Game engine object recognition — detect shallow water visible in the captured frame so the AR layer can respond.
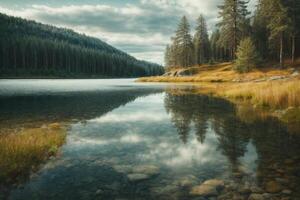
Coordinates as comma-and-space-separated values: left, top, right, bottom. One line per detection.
0, 79, 300, 200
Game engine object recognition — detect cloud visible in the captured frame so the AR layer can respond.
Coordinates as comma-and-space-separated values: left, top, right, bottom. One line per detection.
0, 0, 258, 64
90, 111, 168, 123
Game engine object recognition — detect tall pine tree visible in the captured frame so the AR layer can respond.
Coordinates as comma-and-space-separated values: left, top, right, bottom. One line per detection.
259, 0, 290, 67
193, 14, 210, 65
284, 0, 300, 63
217, 0, 250, 60
173, 16, 194, 68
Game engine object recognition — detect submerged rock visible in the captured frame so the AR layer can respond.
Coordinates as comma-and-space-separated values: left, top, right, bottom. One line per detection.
190, 179, 224, 196
95, 189, 103, 195
248, 193, 264, 200
133, 165, 159, 176
113, 164, 159, 176
175, 175, 198, 187
250, 186, 263, 194
151, 184, 179, 195
202, 179, 225, 188
127, 173, 149, 182
190, 184, 218, 196
265, 181, 282, 193
262, 193, 272, 199
282, 189, 292, 195
113, 165, 132, 174
114, 164, 159, 182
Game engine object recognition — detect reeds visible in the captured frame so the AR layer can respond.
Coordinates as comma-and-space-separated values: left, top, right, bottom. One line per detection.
222, 80, 300, 108
0, 124, 66, 184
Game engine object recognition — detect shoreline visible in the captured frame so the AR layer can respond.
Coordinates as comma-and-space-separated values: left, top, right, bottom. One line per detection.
137, 63, 300, 133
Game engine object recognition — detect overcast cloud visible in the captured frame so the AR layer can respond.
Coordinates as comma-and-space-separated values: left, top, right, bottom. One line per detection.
0, 0, 258, 64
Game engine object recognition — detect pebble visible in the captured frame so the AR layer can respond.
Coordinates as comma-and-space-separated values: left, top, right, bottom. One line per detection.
250, 186, 263, 194
95, 189, 103, 195
281, 189, 292, 195
262, 193, 272, 199
248, 193, 264, 200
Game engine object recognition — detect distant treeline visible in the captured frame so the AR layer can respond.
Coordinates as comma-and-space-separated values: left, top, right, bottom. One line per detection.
165, 0, 300, 69
0, 13, 164, 78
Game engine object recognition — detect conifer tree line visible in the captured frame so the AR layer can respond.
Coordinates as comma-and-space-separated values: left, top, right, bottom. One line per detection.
0, 13, 164, 77
164, 0, 300, 70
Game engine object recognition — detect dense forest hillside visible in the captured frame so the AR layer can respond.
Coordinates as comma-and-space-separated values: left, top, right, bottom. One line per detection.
0, 13, 164, 78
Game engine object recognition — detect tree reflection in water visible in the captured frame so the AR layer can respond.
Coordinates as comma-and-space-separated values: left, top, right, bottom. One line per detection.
164, 88, 300, 198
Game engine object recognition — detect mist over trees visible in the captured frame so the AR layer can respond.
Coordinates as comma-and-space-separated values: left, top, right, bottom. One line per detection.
164, 0, 300, 71
0, 13, 164, 78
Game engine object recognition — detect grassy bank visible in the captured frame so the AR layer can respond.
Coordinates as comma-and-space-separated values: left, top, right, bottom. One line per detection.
200, 80, 300, 109
138, 62, 300, 109
0, 123, 67, 185
138, 62, 295, 83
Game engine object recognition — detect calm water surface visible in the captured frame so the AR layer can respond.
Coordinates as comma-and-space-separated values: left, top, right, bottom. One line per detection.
0, 79, 299, 200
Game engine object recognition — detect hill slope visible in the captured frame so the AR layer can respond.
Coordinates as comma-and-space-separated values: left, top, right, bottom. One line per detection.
0, 13, 164, 78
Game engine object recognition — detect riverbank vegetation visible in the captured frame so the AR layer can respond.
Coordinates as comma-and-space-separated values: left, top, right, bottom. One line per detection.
0, 123, 66, 185
139, 61, 300, 109
164, 0, 300, 71
140, 0, 300, 111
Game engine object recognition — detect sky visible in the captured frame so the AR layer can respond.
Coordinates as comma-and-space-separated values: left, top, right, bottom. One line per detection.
0, 0, 258, 64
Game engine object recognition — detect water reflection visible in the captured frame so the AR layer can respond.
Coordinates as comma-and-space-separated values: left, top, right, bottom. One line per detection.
0, 88, 162, 127
1, 84, 299, 200
164, 89, 300, 199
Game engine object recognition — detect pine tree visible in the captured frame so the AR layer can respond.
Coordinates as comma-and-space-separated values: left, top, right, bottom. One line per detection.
164, 45, 171, 67
283, 0, 300, 63
252, 2, 269, 60
193, 14, 210, 65
235, 37, 260, 73
210, 29, 222, 61
217, 0, 250, 59
173, 16, 194, 68
268, 0, 289, 67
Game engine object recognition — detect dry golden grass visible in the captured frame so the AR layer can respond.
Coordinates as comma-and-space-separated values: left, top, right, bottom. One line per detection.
138, 62, 296, 83
138, 61, 300, 109
216, 80, 300, 108
0, 123, 66, 184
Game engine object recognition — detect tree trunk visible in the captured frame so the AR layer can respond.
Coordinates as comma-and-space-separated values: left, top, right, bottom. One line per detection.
280, 33, 284, 68
233, 0, 237, 60
292, 35, 295, 63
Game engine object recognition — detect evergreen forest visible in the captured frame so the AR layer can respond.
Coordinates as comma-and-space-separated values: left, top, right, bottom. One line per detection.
164, 0, 300, 70
0, 13, 164, 78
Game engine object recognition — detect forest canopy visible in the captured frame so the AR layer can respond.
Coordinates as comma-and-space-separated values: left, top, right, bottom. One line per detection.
0, 13, 164, 78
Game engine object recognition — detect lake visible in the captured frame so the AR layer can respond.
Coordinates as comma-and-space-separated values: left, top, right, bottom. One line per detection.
0, 79, 299, 200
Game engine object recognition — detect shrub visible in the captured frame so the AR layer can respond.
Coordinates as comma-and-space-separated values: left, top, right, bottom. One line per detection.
235, 37, 260, 73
